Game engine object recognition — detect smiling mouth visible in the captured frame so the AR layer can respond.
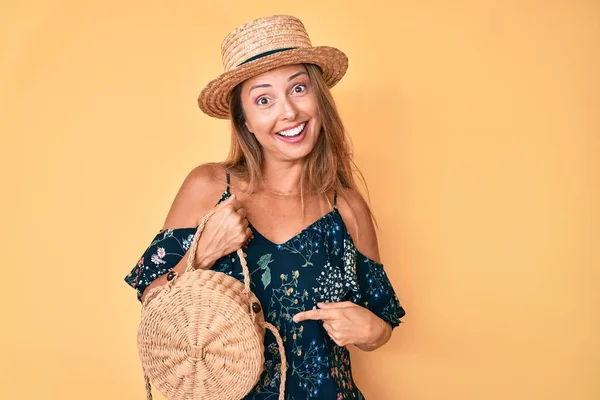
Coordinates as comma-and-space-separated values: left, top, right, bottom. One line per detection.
276, 122, 307, 138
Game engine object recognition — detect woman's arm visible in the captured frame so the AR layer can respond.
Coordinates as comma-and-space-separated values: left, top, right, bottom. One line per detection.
355, 320, 393, 352
336, 188, 381, 262
137, 164, 225, 303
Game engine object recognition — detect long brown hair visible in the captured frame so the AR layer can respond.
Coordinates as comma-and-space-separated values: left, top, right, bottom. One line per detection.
221, 63, 372, 220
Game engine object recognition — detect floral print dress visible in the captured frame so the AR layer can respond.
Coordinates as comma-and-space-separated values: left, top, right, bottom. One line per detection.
125, 174, 405, 400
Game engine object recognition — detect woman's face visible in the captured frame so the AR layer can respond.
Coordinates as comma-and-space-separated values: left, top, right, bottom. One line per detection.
240, 64, 322, 163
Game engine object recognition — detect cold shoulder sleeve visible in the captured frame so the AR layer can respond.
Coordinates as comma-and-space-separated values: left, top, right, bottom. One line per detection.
124, 228, 197, 301
354, 250, 405, 328
343, 237, 406, 328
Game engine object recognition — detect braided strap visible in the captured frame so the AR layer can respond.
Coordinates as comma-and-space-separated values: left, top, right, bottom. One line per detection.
184, 210, 215, 273
141, 209, 217, 307
185, 209, 251, 295
144, 373, 152, 400
262, 322, 288, 400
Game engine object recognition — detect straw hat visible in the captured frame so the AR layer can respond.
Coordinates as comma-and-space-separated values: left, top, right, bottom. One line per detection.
198, 15, 349, 119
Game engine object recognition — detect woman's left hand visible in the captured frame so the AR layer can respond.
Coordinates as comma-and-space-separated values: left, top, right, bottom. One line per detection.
293, 301, 391, 349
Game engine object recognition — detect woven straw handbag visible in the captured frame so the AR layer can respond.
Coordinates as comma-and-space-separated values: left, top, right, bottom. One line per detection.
137, 209, 287, 400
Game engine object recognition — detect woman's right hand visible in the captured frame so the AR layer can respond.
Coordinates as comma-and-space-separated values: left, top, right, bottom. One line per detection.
193, 194, 253, 269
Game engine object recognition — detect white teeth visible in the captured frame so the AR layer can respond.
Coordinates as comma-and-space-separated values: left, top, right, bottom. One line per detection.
278, 122, 306, 137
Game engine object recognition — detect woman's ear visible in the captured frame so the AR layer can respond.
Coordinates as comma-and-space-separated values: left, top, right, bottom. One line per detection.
245, 121, 254, 135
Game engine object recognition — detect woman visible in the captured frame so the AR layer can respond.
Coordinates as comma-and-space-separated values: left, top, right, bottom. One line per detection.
125, 15, 405, 399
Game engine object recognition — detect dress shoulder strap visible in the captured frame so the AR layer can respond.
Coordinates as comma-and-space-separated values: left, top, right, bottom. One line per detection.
225, 169, 231, 194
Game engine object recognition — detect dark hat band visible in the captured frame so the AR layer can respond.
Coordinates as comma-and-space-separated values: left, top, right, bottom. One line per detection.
237, 47, 298, 67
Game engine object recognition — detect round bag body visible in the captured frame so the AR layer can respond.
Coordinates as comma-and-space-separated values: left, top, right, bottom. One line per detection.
138, 267, 266, 400
136, 210, 286, 400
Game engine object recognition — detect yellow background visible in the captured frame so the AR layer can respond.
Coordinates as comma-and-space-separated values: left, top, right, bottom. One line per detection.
1, 0, 598, 399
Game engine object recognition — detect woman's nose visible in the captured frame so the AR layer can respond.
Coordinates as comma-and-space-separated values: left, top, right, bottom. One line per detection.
280, 98, 299, 120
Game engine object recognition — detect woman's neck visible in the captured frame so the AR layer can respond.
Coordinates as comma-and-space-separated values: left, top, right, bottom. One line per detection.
260, 160, 304, 195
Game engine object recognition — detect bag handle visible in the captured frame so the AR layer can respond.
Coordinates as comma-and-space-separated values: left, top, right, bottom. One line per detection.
184, 210, 252, 296
142, 209, 287, 400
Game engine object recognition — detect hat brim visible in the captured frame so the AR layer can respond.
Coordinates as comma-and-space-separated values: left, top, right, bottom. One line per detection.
198, 46, 348, 119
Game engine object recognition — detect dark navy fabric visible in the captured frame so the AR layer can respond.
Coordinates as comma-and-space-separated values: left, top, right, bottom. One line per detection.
125, 179, 405, 399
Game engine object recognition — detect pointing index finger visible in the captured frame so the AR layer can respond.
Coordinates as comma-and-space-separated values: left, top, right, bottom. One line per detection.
293, 308, 334, 323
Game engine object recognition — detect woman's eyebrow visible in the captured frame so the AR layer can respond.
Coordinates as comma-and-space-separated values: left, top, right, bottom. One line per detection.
287, 71, 308, 81
249, 83, 271, 93
249, 72, 308, 94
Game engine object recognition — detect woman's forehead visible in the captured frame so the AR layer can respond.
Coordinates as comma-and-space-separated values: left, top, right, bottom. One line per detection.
242, 64, 308, 87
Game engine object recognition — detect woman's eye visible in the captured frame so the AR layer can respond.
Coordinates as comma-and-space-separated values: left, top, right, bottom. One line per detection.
293, 84, 307, 93
257, 97, 269, 105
